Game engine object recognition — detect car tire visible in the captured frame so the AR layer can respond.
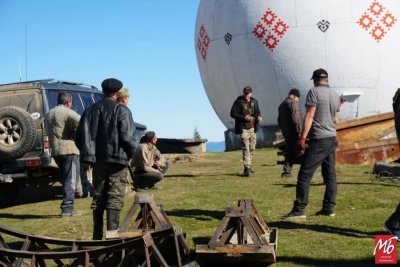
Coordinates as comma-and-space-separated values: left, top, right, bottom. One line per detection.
0, 106, 37, 159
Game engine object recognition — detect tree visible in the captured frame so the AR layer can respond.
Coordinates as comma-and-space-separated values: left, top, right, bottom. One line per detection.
193, 126, 201, 139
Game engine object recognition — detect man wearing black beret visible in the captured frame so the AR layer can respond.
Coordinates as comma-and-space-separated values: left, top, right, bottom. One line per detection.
75, 78, 136, 240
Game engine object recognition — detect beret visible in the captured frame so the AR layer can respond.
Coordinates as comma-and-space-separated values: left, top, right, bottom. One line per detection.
101, 78, 123, 93
289, 88, 300, 98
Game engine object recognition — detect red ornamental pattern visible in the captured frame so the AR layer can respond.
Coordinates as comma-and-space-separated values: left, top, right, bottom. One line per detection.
357, 1, 397, 42
253, 8, 288, 51
197, 24, 210, 61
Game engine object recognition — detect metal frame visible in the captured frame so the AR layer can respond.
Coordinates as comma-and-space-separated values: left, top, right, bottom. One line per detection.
196, 199, 278, 264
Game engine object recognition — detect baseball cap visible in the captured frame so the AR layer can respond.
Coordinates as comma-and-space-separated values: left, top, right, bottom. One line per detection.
243, 86, 252, 94
310, 68, 328, 80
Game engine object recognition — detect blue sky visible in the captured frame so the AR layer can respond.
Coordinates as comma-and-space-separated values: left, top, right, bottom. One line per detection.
0, 0, 226, 142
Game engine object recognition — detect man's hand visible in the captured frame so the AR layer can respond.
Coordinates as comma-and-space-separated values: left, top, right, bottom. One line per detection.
245, 115, 254, 121
154, 160, 164, 170
296, 137, 307, 156
257, 116, 262, 122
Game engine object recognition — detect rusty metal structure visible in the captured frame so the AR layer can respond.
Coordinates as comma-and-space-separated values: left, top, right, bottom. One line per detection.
0, 194, 198, 267
275, 111, 400, 165
196, 199, 277, 265
335, 112, 399, 165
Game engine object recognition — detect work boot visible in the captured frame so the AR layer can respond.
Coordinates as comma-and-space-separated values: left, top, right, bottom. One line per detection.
243, 167, 251, 177
92, 209, 104, 240
107, 209, 120, 231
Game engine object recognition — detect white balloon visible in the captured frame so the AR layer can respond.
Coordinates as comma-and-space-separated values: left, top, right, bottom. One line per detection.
195, 0, 400, 130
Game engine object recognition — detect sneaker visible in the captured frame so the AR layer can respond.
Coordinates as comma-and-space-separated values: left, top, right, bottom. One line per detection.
250, 168, 256, 174
383, 222, 400, 239
281, 173, 292, 178
151, 185, 163, 190
281, 210, 306, 220
61, 211, 82, 217
315, 209, 335, 217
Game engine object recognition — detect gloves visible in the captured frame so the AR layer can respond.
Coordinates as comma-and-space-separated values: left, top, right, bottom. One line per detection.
296, 137, 306, 156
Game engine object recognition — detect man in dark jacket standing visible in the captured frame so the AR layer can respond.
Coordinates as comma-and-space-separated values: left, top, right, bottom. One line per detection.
230, 86, 262, 176
278, 89, 303, 178
75, 78, 136, 240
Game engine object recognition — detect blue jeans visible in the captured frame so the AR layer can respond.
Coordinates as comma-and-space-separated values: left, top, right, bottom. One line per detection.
54, 155, 79, 213
293, 136, 338, 212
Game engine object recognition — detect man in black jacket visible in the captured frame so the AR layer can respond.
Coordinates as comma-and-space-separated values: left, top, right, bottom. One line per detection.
75, 78, 136, 240
278, 89, 303, 178
230, 86, 262, 176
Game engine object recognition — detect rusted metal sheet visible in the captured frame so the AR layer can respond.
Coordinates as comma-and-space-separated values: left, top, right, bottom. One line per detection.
196, 199, 278, 265
335, 111, 400, 165
336, 136, 400, 165
276, 111, 400, 165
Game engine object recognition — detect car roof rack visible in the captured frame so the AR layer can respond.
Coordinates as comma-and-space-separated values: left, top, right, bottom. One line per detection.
0, 79, 98, 89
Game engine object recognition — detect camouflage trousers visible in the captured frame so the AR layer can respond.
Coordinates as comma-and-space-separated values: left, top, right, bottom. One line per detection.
91, 162, 127, 211
240, 128, 256, 169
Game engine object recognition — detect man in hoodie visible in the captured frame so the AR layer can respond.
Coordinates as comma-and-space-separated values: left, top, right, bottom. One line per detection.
230, 86, 262, 177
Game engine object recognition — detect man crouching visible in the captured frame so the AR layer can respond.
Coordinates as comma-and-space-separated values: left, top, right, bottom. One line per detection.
131, 131, 170, 191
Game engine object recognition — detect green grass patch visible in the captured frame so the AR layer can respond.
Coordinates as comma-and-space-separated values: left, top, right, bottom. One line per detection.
1, 148, 399, 266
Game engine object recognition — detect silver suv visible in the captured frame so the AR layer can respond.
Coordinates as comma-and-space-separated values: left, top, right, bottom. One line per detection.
0, 79, 146, 206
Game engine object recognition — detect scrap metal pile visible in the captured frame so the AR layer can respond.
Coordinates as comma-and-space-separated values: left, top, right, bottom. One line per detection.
0, 195, 277, 267
0, 194, 198, 267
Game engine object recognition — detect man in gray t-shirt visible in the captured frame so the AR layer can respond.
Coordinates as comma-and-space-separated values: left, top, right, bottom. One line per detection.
282, 68, 340, 220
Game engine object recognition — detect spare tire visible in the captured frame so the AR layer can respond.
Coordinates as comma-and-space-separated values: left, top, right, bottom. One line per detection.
0, 106, 37, 159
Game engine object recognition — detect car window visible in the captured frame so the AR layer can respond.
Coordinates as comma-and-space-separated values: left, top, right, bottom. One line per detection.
46, 90, 102, 115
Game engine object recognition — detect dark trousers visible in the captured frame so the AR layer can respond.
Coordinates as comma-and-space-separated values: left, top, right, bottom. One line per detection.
135, 161, 170, 189
293, 136, 338, 212
386, 202, 400, 229
54, 155, 79, 213
91, 162, 127, 211
282, 132, 298, 174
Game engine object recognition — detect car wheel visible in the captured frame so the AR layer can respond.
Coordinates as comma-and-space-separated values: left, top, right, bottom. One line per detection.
0, 106, 37, 159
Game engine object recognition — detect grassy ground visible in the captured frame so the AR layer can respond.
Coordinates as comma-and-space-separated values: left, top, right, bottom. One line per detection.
0, 148, 399, 266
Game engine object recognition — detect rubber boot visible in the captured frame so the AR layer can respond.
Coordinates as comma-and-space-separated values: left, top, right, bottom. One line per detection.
386, 202, 400, 229
92, 209, 104, 240
107, 209, 120, 231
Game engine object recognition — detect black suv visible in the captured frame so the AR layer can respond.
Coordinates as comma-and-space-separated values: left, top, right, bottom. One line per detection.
0, 79, 146, 206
